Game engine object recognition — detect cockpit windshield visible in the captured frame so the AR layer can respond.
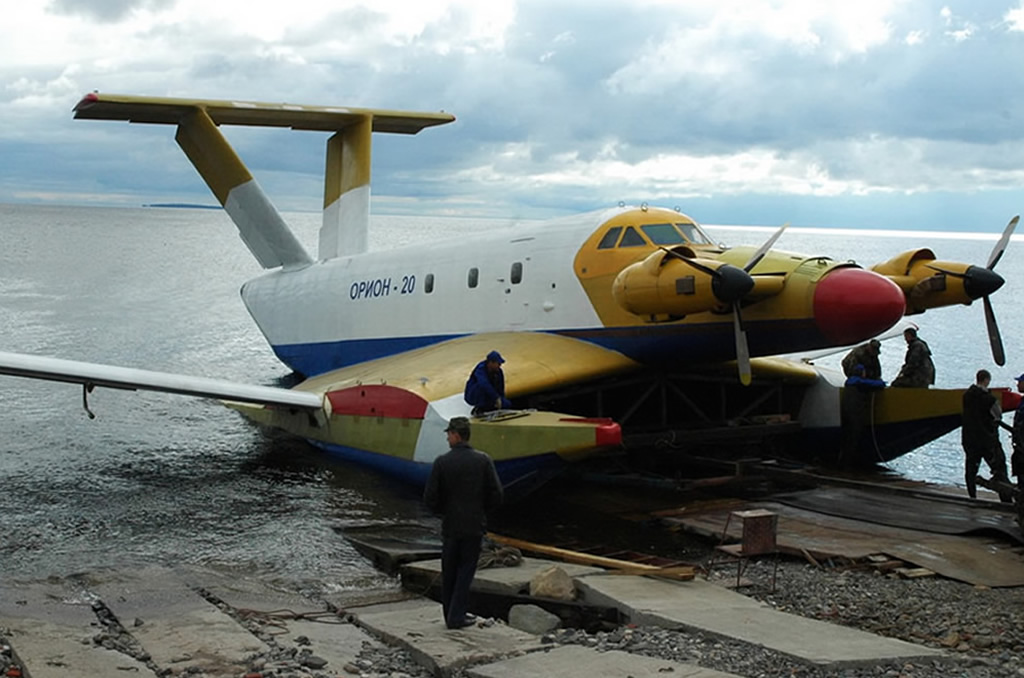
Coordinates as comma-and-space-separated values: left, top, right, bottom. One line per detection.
640, 223, 685, 245
676, 221, 711, 245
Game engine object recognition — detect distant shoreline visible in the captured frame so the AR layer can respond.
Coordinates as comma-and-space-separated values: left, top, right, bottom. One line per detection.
143, 203, 221, 210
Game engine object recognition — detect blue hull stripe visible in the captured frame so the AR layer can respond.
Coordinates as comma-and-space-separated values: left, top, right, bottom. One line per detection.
276, 319, 826, 377
307, 440, 568, 492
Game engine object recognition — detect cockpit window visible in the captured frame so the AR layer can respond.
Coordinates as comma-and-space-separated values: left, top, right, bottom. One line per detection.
641, 223, 686, 245
618, 226, 647, 247
597, 227, 622, 249
677, 222, 711, 244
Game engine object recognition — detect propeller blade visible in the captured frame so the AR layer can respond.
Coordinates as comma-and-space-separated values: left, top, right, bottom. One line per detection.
983, 296, 1006, 366
733, 303, 752, 386
743, 222, 789, 272
659, 247, 719, 277
986, 215, 1018, 270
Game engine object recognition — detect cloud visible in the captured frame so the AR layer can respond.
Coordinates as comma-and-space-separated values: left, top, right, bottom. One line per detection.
2, 0, 1024, 229
47, 0, 174, 23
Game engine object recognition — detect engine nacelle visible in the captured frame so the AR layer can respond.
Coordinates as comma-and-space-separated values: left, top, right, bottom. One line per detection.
612, 248, 752, 317
872, 249, 1002, 313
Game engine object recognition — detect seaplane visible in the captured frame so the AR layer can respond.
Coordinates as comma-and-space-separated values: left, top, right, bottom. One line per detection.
0, 93, 1016, 491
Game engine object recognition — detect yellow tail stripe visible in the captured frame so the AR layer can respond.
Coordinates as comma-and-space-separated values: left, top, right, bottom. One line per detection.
174, 108, 252, 205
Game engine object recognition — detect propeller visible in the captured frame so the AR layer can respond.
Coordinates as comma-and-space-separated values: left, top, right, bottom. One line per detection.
925, 216, 1017, 365
731, 223, 788, 385
663, 223, 788, 385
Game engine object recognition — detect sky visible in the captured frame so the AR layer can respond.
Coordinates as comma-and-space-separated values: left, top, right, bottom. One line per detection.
3, 0, 1024, 229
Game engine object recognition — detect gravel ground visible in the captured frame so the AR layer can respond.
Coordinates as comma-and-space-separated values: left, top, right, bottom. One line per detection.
533, 558, 1024, 678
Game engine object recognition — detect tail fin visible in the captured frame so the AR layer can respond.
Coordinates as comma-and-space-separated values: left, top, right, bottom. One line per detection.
320, 118, 371, 259
74, 93, 455, 265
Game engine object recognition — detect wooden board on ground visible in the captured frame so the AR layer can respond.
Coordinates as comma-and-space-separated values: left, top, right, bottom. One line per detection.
488, 534, 695, 581
667, 501, 1024, 587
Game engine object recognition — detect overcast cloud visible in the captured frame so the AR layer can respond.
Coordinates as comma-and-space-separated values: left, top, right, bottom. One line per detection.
2, 0, 1024, 228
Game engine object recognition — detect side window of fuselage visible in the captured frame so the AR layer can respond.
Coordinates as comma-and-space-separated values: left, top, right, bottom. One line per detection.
597, 227, 623, 249
511, 262, 523, 284
468, 267, 479, 288
425, 273, 435, 294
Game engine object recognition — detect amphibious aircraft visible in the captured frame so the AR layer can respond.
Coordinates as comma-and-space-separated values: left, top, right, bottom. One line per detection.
0, 93, 1015, 488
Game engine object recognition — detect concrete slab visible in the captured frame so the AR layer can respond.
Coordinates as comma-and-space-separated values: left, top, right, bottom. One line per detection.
353, 598, 546, 675
0, 579, 156, 678
467, 645, 741, 678
278, 619, 382, 673
186, 567, 322, 612
90, 567, 267, 677
577, 574, 943, 667
402, 557, 604, 596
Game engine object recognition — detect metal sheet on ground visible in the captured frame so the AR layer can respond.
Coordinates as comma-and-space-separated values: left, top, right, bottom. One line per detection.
90, 567, 267, 677
0, 579, 157, 678
773, 487, 1022, 542
670, 502, 1024, 588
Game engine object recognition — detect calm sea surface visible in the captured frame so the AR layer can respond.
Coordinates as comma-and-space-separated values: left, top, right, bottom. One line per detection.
0, 203, 1020, 587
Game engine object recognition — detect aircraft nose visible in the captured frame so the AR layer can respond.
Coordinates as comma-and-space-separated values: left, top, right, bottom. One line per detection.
813, 267, 906, 345
963, 265, 1004, 299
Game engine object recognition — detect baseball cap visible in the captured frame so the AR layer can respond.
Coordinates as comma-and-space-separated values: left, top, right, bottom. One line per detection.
444, 416, 471, 436
1016, 374, 1024, 382
486, 350, 505, 364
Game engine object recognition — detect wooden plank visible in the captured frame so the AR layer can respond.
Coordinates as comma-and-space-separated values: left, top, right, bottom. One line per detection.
487, 534, 695, 580
600, 565, 697, 579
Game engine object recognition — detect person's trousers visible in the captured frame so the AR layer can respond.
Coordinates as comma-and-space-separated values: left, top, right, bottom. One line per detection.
441, 534, 482, 628
965, 443, 1012, 502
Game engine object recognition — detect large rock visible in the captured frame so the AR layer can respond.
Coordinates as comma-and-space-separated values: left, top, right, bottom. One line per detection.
529, 566, 575, 600
508, 604, 561, 635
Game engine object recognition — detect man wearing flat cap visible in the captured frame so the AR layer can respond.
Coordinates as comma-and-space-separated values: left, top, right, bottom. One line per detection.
423, 416, 504, 629
464, 350, 511, 415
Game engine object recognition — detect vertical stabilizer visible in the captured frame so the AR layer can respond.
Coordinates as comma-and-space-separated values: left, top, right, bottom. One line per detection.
175, 109, 312, 270
320, 118, 371, 259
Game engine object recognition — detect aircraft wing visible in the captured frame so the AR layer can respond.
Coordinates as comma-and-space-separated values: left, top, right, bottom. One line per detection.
295, 332, 642, 402
0, 351, 322, 410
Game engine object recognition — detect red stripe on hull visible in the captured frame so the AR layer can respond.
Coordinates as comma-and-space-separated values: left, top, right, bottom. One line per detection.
327, 385, 428, 419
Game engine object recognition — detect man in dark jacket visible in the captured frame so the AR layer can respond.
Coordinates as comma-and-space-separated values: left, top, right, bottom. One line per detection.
961, 369, 1012, 502
423, 417, 504, 629
1012, 374, 1024, 480
464, 350, 511, 415
842, 339, 882, 381
892, 328, 935, 388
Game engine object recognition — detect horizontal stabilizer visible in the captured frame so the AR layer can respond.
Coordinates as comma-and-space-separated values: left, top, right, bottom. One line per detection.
73, 93, 455, 134
0, 351, 322, 410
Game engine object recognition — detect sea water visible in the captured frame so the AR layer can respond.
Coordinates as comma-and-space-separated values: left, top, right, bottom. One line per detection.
0, 203, 1018, 586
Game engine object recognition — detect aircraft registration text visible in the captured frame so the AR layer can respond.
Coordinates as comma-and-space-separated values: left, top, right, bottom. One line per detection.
349, 275, 416, 300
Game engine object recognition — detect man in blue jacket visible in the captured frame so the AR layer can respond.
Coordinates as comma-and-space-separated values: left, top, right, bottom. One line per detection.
464, 350, 511, 415
423, 417, 504, 629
